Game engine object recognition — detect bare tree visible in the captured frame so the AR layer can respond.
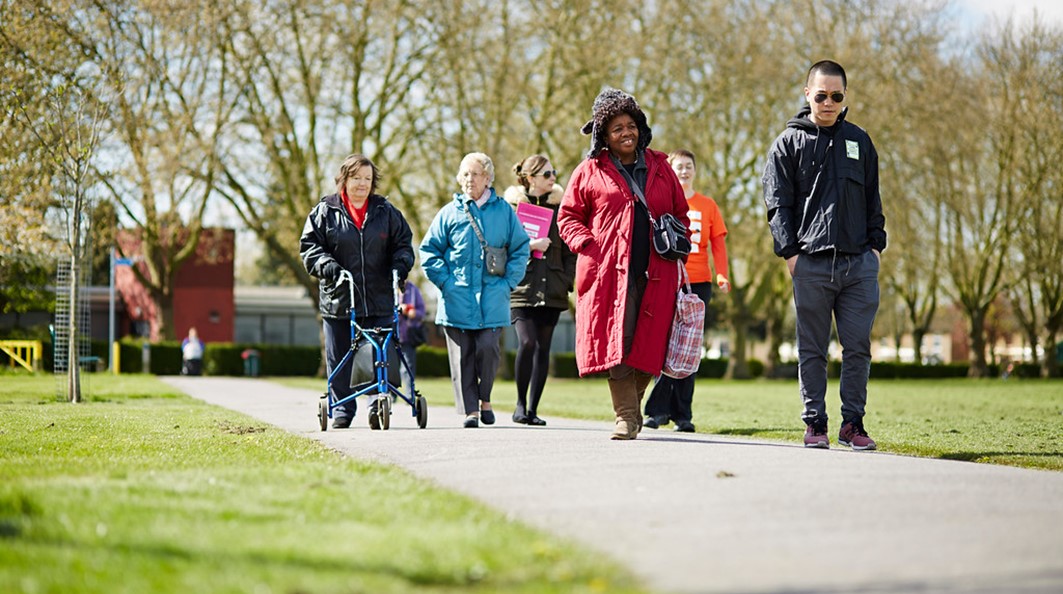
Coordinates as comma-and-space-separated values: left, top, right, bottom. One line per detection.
11, 84, 103, 402
5, 0, 235, 340
212, 0, 436, 308
1003, 19, 1063, 376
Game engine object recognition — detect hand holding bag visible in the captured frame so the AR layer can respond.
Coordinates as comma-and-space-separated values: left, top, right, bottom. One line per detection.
662, 262, 705, 379
464, 206, 508, 276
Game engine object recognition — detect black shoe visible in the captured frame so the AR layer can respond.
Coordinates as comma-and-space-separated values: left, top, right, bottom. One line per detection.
512, 411, 530, 424
480, 409, 496, 425
527, 415, 546, 426
644, 415, 667, 429
332, 417, 352, 429
463, 415, 479, 428
674, 421, 696, 433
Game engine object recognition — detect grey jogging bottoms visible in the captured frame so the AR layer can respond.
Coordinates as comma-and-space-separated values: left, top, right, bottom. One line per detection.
792, 250, 880, 426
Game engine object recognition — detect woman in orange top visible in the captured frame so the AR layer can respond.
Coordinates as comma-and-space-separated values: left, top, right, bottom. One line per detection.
643, 149, 731, 432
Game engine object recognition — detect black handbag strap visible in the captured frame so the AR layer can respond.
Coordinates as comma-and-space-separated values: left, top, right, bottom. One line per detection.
463, 204, 489, 249
614, 161, 656, 222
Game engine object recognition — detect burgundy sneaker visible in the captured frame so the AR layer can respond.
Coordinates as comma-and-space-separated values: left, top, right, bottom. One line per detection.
839, 420, 877, 450
803, 423, 829, 449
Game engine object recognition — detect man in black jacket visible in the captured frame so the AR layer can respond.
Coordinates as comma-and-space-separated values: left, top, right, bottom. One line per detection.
762, 60, 886, 450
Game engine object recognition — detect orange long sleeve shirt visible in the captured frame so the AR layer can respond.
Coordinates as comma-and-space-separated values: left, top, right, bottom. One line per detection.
684, 192, 728, 284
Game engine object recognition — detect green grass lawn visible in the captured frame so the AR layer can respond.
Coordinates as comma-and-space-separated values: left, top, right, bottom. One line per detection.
0, 374, 647, 594
278, 375, 1063, 471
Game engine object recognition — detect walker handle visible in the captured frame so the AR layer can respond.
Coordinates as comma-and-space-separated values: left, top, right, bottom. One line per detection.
337, 269, 356, 315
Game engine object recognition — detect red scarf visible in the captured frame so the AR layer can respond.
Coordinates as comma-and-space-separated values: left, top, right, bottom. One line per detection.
341, 189, 369, 229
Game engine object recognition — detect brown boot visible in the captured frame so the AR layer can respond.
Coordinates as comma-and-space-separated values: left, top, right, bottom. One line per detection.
633, 370, 652, 436
611, 419, 637, 440
608, 368, 641, 440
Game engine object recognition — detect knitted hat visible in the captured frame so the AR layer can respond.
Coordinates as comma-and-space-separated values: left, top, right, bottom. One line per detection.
580, 87, 653, 158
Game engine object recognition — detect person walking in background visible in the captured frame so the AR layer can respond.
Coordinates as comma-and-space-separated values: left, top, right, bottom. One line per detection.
300, 154, 414, 429
181, 327, 204, 376
558, 88, 689, 441
504, 154, 576, 426
398, 280, 426, 387
420, 152, 531, 428
762, 60, 886, 450
643, 150, 731, 433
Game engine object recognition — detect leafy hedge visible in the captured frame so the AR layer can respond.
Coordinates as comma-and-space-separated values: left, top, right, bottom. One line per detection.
8, 339, 1049, 379
547, 354, 763, 379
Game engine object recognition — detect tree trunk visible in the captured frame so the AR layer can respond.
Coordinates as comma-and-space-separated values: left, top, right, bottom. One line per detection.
67, 254, 82, 403
728, 323, 750, 379
159, 289, 175, 341
725, 286, 751, 379
764, 311, 785, 378
1044, 330, 1060, 378
912, 328, 926, 364
968, 309, 989, 378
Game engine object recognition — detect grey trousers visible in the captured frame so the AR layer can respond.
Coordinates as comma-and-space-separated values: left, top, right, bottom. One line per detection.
443, 326, 502, 415
792, 251, 879, 426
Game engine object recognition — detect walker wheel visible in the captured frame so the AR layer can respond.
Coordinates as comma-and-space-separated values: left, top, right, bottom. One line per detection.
318, 397, 328, 432
415, 395, 428, 429
369, 401, 381, 430
380, 396, 391, 430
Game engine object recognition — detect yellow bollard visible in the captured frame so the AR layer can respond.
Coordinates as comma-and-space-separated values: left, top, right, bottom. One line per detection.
112, 342, 121, 375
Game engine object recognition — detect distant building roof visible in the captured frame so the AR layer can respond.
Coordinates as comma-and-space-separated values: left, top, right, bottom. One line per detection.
235, 285, 314, 315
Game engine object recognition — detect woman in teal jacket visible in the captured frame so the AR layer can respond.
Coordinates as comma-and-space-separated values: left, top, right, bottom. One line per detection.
420, 152, 531, 428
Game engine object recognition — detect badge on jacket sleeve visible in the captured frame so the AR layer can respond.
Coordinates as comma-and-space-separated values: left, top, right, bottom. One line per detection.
846, 140, 860, 160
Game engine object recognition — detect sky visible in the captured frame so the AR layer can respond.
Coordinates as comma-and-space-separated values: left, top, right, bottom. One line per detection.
955, 0, 1063, 29
230, 0, 1063, 278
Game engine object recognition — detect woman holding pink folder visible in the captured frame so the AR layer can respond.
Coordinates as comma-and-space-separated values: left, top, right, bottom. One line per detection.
504, 154, 576, 426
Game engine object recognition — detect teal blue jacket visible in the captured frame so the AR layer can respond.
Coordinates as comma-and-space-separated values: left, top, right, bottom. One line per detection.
420, 188, 531, 330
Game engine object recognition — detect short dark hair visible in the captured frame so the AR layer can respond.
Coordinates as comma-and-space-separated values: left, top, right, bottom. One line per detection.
806, 60, 847, 89
334, 154, 380, 196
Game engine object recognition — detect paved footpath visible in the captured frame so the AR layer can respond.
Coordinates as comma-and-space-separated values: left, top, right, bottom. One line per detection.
164, 377, 1063, 594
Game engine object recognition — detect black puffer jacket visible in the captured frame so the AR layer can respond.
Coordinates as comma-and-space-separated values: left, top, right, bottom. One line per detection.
300, 193, 414, 320
762, 105, 887, 259
504, 184, 576, 310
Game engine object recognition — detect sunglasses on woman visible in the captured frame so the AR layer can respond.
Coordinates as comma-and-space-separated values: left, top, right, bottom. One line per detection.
533, 170, 558, 178
813, 91, 845, 104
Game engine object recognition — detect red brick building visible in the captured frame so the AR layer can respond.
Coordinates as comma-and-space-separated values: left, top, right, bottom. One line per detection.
115, 228, 234, 343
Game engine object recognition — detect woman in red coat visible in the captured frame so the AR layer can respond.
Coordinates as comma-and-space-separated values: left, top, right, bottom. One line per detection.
558, 88, 689, 440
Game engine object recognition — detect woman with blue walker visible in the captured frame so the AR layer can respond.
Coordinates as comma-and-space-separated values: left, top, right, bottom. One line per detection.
300, 154, 415, 429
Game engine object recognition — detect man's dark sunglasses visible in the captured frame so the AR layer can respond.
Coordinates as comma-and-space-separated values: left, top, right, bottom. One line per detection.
813, 91, 845, 104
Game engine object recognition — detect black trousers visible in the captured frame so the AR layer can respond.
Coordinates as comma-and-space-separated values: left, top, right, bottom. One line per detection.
643, 281, 712, 423
323, 315, 392, 421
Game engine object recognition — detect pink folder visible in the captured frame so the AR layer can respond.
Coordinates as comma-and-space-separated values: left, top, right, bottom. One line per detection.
516, 202, 554, 259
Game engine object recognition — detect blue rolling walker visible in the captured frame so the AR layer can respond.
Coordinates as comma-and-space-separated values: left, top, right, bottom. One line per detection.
318, 270, 427, 431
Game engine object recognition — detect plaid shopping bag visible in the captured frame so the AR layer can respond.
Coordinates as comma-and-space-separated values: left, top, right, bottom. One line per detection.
662, 262, 705, 379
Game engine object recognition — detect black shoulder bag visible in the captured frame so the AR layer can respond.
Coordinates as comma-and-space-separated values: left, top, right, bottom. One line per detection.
464, 206, 508, 276
630, 179, 691, 261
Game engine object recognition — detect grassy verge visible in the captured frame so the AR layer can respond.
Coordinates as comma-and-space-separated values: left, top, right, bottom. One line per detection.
0, 373, 647, 594
277, 376, 1063, 471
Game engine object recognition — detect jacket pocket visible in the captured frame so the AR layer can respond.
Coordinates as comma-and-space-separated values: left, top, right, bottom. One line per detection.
840, 165, 867, 242
575, 249, 598, 296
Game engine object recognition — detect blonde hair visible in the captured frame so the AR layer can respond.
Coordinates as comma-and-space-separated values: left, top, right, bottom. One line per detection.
456, 152, 495, 185
667, 149, 696, 168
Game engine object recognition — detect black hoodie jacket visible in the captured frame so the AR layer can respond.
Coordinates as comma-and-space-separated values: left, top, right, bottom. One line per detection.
762, 105, 886, 259
300, 193, 414, 320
